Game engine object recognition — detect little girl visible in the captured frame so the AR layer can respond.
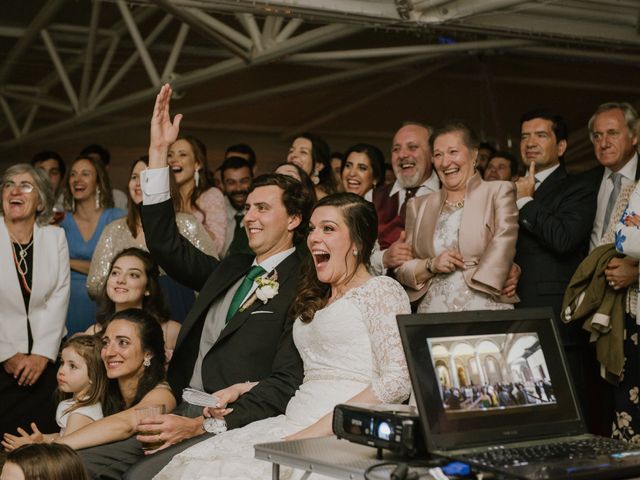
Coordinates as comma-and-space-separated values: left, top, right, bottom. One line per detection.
2, 335, 107, 449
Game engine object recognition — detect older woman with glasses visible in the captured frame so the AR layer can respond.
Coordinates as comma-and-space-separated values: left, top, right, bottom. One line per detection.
0, 164, 70, 438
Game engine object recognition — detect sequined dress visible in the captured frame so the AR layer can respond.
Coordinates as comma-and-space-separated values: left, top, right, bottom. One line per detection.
61, 208, 124, 335
417, 205, 512, 313
154, 276, 412, 480
87, 214, 216, 322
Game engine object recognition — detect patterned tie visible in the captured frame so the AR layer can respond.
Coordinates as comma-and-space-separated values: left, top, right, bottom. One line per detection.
226, 265, 266, 323
399, 187, 419, 220
602, 172, 623, 236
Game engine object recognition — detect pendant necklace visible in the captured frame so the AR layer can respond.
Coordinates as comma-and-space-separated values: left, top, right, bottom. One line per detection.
9, 231, 33, 293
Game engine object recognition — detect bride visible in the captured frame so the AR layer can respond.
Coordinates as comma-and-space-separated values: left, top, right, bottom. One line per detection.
155, 192, 411, 479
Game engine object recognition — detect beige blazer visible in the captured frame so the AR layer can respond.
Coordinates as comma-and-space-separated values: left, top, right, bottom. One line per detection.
0, 221, 70, 362
395, 174, 518, 304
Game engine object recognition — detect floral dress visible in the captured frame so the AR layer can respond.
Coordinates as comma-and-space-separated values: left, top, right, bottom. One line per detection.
613, 181, 640, 443
417, 205, 512, 313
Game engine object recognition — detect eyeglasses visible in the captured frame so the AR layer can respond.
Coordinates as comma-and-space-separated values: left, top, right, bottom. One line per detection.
2, 181, 35, 193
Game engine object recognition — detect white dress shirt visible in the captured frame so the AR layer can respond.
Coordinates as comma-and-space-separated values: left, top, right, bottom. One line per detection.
590, 153, 638, 251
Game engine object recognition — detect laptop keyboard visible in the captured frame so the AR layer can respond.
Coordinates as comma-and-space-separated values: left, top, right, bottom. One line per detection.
459, 437, 640, 468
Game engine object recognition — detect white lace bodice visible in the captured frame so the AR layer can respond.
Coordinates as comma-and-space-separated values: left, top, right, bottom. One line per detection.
418, 206, 512, 313
285, 276, 412, 424
155, 275, 412, 480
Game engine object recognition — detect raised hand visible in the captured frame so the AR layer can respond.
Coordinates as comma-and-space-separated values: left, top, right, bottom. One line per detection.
382, 231, 414, 269
515, 161, 536, 200
149, 83, 183, 168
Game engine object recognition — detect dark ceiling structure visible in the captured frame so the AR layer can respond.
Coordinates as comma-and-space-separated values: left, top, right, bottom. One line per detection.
0, 0, 639, 168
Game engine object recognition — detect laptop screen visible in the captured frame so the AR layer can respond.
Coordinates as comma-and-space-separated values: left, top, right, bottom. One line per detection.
398, 308, 585, 452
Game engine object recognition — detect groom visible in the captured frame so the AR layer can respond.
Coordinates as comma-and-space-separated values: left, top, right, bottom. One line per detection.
79, 85, 312, 479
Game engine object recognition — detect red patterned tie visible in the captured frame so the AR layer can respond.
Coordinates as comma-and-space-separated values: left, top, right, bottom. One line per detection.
400, 187, 419, 221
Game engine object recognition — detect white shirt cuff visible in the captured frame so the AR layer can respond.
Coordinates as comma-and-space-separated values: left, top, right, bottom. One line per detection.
516, 196, 533, 210
369, 247, 386, 276
141, 167, 171, 205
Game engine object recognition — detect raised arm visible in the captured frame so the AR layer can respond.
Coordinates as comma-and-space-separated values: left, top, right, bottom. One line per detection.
142, 86, 219, 290
149, 84, 182, 169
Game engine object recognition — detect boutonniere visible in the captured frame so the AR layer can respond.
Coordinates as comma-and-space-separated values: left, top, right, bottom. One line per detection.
239, 270, 279, 312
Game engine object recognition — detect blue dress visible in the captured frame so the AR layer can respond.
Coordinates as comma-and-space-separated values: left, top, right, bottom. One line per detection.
61, 208, 124, 335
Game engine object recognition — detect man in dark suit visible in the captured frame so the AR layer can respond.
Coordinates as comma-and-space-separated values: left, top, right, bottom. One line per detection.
79, 85, 311, 479
220, 156, 253, 256
514, 109, 597, 430
515, 110, 597, 319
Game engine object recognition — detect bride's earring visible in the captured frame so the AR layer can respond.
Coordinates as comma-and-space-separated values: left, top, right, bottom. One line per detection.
352, 248, 358, 257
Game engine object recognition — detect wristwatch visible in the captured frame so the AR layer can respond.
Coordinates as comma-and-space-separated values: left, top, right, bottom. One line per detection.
203, 417, 227, 435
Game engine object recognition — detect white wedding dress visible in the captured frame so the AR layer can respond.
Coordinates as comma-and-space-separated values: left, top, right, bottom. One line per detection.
155, 276, 411, 480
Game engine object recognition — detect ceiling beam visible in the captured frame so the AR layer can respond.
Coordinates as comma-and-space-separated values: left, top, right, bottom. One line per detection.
40, 29, 80, 112
0, 23, 362, 149
289, 38, 537, 61
117, 0, 161, 87
414, 0, 531, 22
155, 0, 251, 61
0, 0, 67, 83
280, 60, 455, 139
79, 1, 101, 110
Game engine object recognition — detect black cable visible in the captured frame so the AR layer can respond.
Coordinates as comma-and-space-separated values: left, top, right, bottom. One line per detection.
364, 461, 399, 480
391, 463, 409, 480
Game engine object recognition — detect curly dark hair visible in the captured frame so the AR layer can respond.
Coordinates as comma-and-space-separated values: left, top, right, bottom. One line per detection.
96, 247, 170, 330
342, 143, 386, 189
101, 308, 166, 415
290, 192, 377, 323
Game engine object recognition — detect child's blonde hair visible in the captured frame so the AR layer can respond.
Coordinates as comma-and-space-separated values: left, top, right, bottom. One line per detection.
57, 335, 107, 414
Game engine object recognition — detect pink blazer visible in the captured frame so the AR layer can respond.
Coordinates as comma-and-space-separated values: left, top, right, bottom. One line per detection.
395, 173, 518, 304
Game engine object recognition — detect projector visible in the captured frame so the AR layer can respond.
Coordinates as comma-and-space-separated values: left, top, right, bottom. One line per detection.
332, 403, 425, 457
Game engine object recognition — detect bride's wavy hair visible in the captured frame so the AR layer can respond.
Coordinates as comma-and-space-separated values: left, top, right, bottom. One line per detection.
290, 193, 378, 323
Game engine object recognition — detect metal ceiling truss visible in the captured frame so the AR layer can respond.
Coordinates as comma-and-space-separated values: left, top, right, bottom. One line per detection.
0, 0, 638, 150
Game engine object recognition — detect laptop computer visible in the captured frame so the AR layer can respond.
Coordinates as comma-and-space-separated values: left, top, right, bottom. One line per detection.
398, 307, 640, 479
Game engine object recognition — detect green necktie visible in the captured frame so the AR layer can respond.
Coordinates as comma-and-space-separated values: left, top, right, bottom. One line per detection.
226, 265, 266, 323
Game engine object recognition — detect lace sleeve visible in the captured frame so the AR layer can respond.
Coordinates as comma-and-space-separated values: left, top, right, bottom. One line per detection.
352, 276, 412, 403
176, 213, 217, 258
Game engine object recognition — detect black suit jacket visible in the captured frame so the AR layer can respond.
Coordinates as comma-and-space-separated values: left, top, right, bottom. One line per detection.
141, 200, 304, 430
515, 165, 598, 345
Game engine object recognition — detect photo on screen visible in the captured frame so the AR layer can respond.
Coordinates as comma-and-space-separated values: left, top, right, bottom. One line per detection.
426, 332, 556, 412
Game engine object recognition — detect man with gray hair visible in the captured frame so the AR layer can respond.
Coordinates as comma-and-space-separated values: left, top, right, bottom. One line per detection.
370, 122, 440, 274
589, 102, 639, 252
581, 101, 639, 438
